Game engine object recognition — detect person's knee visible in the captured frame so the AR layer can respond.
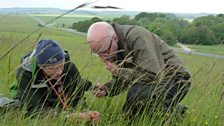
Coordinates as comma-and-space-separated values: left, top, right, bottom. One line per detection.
184, 82, 191, 91
123, 85, 152, 115
179, 81, 191, 96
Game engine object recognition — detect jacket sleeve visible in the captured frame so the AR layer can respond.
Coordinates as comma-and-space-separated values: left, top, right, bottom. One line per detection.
65, 62, 92, 107
104, 70, 134, 97
105, 67, 156, 97
16, 67, 46, 111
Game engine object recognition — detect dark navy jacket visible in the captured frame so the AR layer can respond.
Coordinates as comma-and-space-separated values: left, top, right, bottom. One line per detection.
16, 51, 92, 112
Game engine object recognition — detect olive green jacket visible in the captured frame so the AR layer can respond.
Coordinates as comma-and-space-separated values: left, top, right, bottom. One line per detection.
105, 24, 190, 96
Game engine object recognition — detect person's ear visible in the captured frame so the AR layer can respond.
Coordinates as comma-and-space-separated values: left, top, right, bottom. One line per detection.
113, 34, 118, 43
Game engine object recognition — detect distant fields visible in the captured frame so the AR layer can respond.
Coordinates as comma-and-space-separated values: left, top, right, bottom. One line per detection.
30, 13, 117, 28
188, 45, 224, 56
0, 14, 224, 126
30, 14, 97, 28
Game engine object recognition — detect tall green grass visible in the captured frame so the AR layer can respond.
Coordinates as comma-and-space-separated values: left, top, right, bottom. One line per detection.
0, 14, 224, 126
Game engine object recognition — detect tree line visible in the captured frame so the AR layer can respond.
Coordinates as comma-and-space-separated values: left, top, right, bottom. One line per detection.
72, 12, 224, 45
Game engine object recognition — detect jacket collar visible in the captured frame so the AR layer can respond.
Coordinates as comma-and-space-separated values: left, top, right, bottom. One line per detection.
111, 23, 125, 51
111, 23, 125, 62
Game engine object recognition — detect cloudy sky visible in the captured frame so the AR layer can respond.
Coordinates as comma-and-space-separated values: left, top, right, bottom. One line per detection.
0, 0, 224, 13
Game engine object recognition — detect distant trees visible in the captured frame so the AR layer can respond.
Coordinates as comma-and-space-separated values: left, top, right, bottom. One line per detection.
180, 24, 216, 45
112, 15, 139, 25
72, 17, 103, 32
179, 14, 224, 45
37, 23, 44, 27
71, 12, 224, 45
212, 22, 224, 44
135, 12, 167, 21
135, 12, 188, 45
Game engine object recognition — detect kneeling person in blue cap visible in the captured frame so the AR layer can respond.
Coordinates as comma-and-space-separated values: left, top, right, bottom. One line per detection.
16, 39, 100, 121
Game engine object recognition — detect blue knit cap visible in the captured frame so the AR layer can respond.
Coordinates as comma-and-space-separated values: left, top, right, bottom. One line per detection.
35, 39, 65, 66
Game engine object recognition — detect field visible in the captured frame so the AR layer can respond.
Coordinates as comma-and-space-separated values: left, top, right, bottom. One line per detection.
30, 13, 120, 28
0, 14, 224, 126
30, 14, 98, 28
187, 45, 224, 56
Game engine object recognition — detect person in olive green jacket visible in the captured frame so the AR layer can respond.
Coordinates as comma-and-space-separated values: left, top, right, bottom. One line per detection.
16, 39, 100, 121
87, 22, 191, 118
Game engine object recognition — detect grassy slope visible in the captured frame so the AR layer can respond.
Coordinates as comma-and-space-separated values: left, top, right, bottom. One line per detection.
30, 13, 115, 28
177, 53, 224, 125
31, 14, 94, 28
187, 45, 224, 56
0, 14, 224, 125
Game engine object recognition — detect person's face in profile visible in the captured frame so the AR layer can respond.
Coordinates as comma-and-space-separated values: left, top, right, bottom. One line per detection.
89, 34, 118, 63
41, 61, 64, 80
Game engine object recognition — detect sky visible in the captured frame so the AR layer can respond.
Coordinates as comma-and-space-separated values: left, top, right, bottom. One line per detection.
0, 0, 224, 14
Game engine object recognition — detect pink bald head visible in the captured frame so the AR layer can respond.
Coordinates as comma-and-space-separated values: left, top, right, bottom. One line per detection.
87, 22, 116, 53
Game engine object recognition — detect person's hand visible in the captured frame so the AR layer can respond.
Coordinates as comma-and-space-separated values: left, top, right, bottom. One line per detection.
104, 61, 118, 75
93, 83, 108, 98
85, 111, 100, 122
67, 111, 100, 122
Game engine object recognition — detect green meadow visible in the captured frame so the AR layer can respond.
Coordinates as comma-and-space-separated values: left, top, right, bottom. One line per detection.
187, 45, 224, 56
0, 14, 224, 126
30, 14, 97, 28
30, 13, 116, 28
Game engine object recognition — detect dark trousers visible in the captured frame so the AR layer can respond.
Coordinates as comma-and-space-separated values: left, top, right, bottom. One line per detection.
122, 73, 191, 118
